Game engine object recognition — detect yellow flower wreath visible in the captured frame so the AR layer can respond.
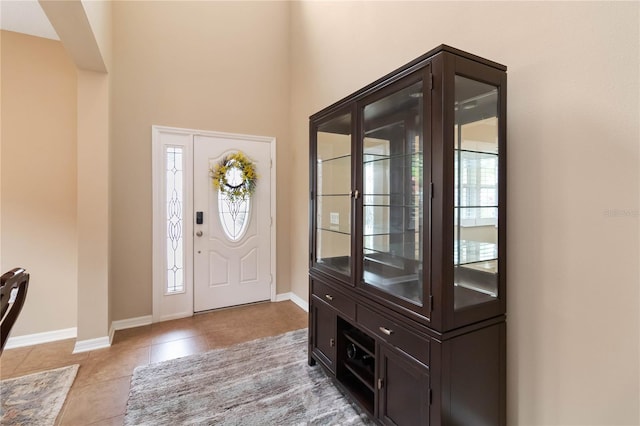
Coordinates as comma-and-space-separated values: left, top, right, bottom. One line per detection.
209, 151, 258, 201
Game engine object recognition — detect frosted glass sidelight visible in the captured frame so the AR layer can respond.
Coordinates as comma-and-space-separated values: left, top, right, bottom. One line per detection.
166, 147, 184, 294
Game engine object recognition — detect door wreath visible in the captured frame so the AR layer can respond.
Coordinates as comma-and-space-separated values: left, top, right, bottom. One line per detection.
209, 151, 258, 202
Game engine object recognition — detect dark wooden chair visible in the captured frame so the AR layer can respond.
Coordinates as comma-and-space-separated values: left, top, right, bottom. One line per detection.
0, 268, 30, 355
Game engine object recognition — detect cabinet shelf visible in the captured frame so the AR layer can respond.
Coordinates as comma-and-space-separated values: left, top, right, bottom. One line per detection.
454, 283, 496, 310
340, 373, 374, 415
317, 227, 351, 236
363, 203, 419, 208
363, 151, 422, 164
344, 361, 375, 392
318, 153, 351, 163
455, 263, 498, 302
363, 270, 417, 285
344, 328, 375, 356
454, 240, 497, 265
316, 256, 350, 273
337, 322, 376, 415
363, 251, 417, 265
363, 191, 420, 197
364, 251, 418, 269
455, 148, 498, 155
363, 246, 420, 265
363, 271, 422, 305
363, 231, 418, 238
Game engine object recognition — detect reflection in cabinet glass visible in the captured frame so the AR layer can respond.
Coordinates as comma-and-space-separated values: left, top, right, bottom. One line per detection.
316, 113, 352, 276
454, 75, 499, 310
362, 80, 424, 306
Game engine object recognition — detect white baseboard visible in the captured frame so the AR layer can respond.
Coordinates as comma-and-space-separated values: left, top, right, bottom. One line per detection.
111, 315, 153, 331
274, 292, 290, 302
290, 292, 309, 312
275, 291, 309, 312
73, 336, 110, 354
4, 327, 77, 350
109, 315, 153, 343
5, 315, 153, 352
6, 300, 306, 352
73, 315, 153, 354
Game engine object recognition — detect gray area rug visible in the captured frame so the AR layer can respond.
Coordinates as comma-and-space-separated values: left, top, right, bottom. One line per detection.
0, 364, 79, 425
124, 329, 371, 425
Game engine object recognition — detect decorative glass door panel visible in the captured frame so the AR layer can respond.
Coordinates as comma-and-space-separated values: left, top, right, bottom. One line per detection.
362, 81, 424, 306
454, 75, 499, 310
315, 113, 352, 277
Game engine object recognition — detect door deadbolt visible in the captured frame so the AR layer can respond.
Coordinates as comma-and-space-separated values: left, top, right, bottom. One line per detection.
196, 230, 203, 237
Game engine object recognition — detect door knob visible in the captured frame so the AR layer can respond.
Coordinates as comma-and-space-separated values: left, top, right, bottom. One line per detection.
196, 231, 203, 237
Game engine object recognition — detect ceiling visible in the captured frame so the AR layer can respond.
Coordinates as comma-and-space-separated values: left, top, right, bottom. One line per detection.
1, 0, 59, 40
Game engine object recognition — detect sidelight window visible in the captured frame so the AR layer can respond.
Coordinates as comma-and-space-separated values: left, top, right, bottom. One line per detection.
166, 146, 185, 294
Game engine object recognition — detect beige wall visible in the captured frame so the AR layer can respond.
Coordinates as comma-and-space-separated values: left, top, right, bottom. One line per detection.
290, 2, 639, 425
36, 0, 112, 343
110, 1, 291, 320
76, 69, 110, 341
74, 1, 112, 344
0, 30, 78, 335
3, 2, 638, 422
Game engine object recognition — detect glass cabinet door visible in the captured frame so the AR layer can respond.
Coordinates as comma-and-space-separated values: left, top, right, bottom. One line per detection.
314, 112, 353, 279
361, 80, 425, 306
453, 76, 500, 310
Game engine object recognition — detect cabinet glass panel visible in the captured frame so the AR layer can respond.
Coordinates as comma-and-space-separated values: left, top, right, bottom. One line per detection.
454, 76, 499, 310
362, 81, 424, 306
316, 113, 352, 276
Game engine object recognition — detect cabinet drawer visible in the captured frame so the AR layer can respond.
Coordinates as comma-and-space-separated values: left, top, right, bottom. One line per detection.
311, 280, 356, 320
357, 305, 430, 367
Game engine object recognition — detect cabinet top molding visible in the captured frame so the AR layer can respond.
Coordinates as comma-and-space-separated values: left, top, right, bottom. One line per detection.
310, 44, 506, 122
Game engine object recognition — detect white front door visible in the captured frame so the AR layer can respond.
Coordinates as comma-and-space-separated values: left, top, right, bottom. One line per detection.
193, 134, 272, 311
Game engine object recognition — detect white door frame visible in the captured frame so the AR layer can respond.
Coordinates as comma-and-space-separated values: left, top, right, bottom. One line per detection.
151, 125, 277, 323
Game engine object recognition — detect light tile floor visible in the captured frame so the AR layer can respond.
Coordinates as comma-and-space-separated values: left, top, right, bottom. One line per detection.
0, 300, 308, 425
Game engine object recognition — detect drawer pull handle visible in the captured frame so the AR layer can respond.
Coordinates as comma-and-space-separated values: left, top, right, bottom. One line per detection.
379, 326, 394, 336
325, 294, 334, 301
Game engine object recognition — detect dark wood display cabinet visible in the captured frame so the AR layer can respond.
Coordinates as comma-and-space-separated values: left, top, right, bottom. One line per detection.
308, 45, 507, 425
